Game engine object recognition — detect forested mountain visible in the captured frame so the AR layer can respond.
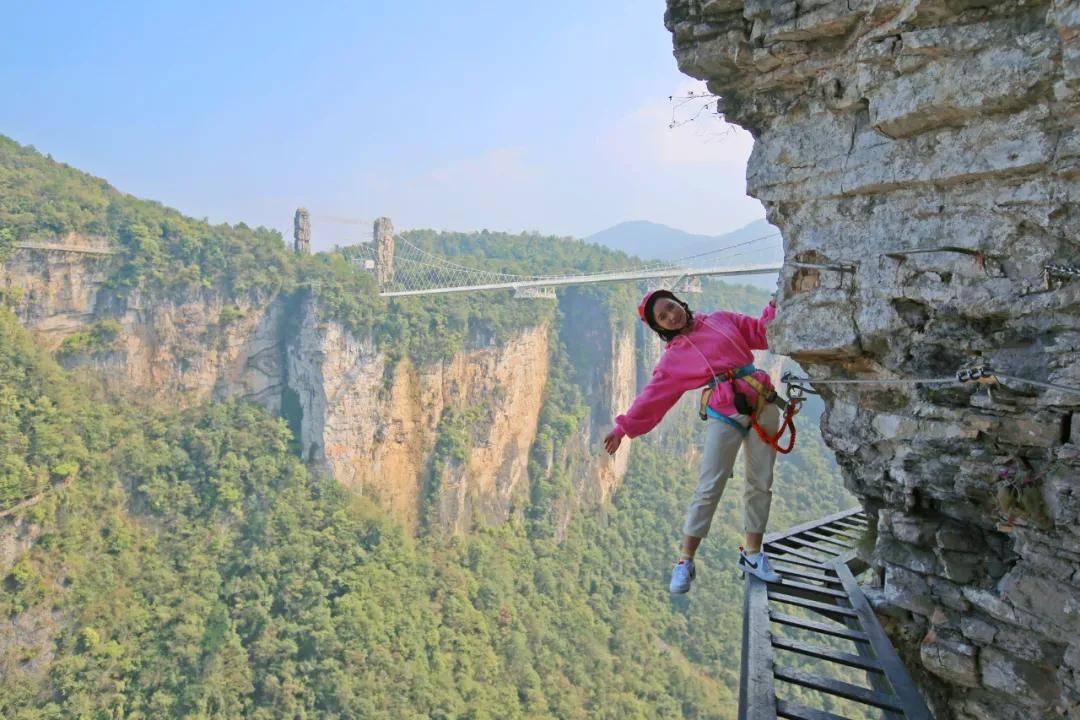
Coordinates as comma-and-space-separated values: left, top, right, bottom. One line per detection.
584, 219, 781, 292
585, 218, 774, 261
1, 135, 856, 718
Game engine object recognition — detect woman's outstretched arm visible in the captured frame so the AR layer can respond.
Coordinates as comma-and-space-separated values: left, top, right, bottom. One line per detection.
729, 300, 777, 351
606, 364, 686, 451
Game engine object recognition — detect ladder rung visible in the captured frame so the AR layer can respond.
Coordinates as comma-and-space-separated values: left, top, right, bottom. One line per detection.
802, 530, 855, 549
776, 699, 852, 720
763, 507, 865, 545
833, 518, 868, 531
768, 542, 829, 565
769, 612, 869, 642
769, 555, 836, 572
784, 537, 845, 556
771, 636, 883, 673
774, 666, 904, 712
768, 592, 858, 618
773, 567, 843, 585
817, 525, 861, 541
833, 562, 934, 718
767, 578, 849, 599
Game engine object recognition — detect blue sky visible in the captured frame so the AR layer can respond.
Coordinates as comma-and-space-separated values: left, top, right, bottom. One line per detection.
2, 1, 764, 252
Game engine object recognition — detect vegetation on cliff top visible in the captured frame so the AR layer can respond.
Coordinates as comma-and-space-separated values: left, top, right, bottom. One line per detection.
0, 134, 644, 366
2, 133, 768, 373
0, 135, 294, 298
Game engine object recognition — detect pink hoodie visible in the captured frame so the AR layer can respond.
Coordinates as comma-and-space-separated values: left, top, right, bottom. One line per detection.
613, 303, 776, 439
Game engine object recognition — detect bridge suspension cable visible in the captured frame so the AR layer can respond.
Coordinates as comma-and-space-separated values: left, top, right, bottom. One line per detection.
354, 230, 783, 297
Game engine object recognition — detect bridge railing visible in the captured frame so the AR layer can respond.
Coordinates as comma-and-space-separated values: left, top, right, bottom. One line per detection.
13, 241, 118, 256
378, 262, 782, 297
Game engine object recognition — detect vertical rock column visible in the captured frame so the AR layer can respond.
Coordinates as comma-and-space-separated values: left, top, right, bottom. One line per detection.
666, 1, 1080, 718
293, 208, 311, 255
374, 217, 394, 289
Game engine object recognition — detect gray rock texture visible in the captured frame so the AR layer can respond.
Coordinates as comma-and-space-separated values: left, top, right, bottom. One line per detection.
667, 1, 1079, 717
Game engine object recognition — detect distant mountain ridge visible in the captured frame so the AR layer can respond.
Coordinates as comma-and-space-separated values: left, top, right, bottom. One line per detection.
585, 218, 781, 290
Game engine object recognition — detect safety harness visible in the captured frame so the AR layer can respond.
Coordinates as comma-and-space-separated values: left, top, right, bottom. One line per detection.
698, 364, 802, 454
638, 290, 802, 454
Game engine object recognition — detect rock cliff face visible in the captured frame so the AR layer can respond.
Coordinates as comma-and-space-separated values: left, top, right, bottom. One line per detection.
1, 251, 634, 535
286, 299, 553, 533
667, 1, 1079, 717
1, 238, 112, 348
2, 243, 286, 407
559, 288, 636, 505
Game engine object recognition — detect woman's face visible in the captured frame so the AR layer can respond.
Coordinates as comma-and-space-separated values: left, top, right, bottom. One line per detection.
652, 297, 687, 332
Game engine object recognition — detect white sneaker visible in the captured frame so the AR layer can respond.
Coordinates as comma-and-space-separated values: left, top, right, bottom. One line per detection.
669, 559, 696, 594
738, 548, 780, 583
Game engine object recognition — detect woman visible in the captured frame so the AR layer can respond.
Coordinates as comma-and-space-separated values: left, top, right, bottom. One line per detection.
603, 289, 782, 594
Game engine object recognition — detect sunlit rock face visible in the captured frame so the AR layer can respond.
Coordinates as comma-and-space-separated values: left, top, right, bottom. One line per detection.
0, 239, 286, 406
1, 236, 112, 348
667, 1, 1079, 717
286, 302, 554, 534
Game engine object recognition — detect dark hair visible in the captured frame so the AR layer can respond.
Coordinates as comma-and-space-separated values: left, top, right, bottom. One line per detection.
645, 291, 693, 343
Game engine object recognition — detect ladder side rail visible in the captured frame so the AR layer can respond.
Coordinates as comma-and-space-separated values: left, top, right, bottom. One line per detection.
839, 612, 906, 720
832, 563, 934, 719
740, 575, 779, 720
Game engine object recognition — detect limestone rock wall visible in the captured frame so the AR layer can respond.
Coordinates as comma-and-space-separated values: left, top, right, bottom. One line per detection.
1, 238, 113, 347
0, 240, 285, 407
94, 287, 286, 408
667, 1, 1079, 718
286, 300, 554, 533
559, 288, 637, 505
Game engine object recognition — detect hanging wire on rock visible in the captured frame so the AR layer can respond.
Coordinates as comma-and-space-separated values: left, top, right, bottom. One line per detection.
1045, 263, 1079, 279
782, 365, 1080, 397
991, 373, 1080, 396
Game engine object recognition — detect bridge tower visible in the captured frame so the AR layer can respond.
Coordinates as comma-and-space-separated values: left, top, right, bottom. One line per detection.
293, 208, 311, 254
374, 217, 394, 287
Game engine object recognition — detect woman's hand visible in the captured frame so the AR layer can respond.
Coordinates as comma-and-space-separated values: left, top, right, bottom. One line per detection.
603, 429, 622, 455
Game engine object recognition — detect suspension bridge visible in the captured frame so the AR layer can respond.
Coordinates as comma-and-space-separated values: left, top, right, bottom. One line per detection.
295, 210, 784, 298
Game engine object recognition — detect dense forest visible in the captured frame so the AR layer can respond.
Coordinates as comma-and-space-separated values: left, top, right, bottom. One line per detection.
1, 135, 857, 718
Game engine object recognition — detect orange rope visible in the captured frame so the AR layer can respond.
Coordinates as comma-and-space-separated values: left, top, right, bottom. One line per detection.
752, 404, 798, 454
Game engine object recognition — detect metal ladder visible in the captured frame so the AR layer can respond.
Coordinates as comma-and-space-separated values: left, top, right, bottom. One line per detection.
739, 508, 935, 720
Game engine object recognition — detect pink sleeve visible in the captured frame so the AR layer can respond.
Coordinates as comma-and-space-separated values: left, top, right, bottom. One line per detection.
730, 303, 775, 351
613, 364, 686, 439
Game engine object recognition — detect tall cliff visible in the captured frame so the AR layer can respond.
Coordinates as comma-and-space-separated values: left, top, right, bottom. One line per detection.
285, 297, 554, 533
666, 1, 1079, 717
2, 243, 285, 406
0, 242, 634, 535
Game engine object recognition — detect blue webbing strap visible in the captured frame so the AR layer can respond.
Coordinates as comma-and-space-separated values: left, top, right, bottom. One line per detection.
700, 363, 757, 435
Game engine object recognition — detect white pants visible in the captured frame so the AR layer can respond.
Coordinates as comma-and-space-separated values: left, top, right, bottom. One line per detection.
683, 404, 780, 538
